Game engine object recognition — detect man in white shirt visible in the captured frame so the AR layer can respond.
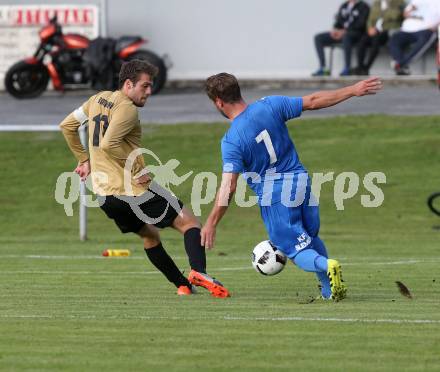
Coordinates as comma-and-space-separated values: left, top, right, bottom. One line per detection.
389, 0, 440, 75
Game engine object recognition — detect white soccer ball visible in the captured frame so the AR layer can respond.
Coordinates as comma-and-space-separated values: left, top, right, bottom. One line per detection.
252, 240, 287, 276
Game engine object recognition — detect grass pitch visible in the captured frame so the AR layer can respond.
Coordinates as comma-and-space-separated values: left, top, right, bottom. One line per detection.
0, 115, 439, 371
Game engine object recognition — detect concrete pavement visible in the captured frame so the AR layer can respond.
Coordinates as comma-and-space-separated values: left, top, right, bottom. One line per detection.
0, 83, 438, 127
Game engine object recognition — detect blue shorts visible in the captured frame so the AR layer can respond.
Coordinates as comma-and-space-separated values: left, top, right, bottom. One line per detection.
259, 183, 320, 259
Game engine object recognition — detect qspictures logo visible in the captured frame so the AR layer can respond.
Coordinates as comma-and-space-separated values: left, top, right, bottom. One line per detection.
55, 148, 387, 223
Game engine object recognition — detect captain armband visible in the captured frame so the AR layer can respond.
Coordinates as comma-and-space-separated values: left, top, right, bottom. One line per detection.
73, 107, 88, 124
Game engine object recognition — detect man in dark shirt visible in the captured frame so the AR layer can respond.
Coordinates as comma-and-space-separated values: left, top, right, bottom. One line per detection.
312, 0, 370, 76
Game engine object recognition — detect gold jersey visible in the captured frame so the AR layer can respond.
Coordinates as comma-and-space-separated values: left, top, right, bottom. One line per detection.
60, 90, 147, 196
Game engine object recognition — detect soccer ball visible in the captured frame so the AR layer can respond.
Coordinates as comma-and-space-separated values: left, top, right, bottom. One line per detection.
252, 240, 287, 276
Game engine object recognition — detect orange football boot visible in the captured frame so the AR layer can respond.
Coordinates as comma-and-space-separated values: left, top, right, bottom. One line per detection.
177, 285, 196, 296
188, 270, 230, 298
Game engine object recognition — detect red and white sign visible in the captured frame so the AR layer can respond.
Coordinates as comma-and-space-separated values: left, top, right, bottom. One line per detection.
0, 4, 99, 90
0, 7, 96, 27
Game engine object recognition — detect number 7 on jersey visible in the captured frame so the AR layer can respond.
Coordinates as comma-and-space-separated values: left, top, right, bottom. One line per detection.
255, 129, 277, 164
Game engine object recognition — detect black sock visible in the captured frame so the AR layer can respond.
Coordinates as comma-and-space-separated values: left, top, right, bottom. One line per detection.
144, 243, 191, 288
184, 227, 206, 273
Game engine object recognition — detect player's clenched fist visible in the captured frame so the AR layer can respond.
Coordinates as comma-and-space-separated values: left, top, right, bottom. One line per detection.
74, 160, 91, 181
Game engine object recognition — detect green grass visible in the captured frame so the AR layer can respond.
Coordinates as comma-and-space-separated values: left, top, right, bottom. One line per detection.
1, 115, 440, 371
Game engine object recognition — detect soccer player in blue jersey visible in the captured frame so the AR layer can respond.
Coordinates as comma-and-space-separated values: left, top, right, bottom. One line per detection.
201, 73, 382, 301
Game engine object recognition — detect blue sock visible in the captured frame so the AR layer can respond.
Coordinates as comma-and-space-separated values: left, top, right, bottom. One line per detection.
294, 249, 328, 272
312, 237, 332, 299
294, 244, 332, 299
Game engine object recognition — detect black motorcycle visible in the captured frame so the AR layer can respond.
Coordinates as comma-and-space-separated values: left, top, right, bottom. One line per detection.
4, 16, 167, 98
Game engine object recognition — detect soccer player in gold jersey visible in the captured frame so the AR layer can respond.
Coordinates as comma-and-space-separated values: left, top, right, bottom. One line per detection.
60, 60, 229, 297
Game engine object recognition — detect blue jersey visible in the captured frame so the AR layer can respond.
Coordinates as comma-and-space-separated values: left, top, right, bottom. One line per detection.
221, 96, 306, 205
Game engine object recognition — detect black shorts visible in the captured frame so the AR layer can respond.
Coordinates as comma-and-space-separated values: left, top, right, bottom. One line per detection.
99, 191, 183, 234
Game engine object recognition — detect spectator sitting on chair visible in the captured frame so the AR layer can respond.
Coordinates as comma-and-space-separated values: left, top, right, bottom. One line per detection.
354, 0, 405, 75
389, 0, 440, 75
312, 0, 370, 76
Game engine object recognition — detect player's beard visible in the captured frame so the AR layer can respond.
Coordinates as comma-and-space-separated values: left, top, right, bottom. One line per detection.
134, 97, 148, 107
217, 107, 229, 119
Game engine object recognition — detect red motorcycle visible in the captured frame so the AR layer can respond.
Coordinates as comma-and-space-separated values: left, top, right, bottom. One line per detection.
4, 16, 167, 98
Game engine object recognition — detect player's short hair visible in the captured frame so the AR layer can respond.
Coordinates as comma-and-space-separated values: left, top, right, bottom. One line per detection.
118, 59, 158, 89
205, 73, 242, 103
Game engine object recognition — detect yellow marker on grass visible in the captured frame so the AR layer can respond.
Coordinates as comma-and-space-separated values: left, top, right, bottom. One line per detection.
102, 249, 131, 257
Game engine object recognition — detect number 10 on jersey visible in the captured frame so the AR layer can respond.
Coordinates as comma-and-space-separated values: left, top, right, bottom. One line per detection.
92, 114, 109, 147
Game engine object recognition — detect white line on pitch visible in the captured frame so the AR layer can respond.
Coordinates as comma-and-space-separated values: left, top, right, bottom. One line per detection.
0, 255, 190, 260
1, 255, 440, 266
222, 316, 440, 325
0, 125, 59, 131
0, 266, 251, 276
345, 259, 440, 266
0, 314, 439, 325
0, 256, 438, 276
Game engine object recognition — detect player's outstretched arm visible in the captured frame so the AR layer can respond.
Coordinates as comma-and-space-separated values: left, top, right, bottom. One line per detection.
302, 77, 383, 111
201, 173, 239, 249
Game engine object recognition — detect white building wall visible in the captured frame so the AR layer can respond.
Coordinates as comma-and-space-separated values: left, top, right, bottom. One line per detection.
107, 0, 436, 78
107, 0, 344, 79
0, 0, 436, 81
